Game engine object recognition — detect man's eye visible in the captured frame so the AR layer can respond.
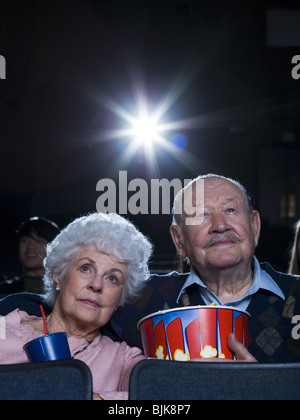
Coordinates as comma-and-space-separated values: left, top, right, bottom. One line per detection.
197, 208, 210, 218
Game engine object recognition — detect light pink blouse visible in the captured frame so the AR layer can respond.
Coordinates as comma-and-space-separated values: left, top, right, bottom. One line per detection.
0, 310, 145, 400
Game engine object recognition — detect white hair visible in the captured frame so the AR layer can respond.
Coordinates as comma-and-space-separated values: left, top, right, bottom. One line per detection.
172, 173, 253, 226
42, 212, 153, 308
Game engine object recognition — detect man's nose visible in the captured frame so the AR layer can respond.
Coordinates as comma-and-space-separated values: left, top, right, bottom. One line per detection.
210, 213, 229, 233
25, 237, 36, 248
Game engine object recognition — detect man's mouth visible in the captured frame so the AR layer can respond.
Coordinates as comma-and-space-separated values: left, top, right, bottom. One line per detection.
25, 253, 40, 258
203, 232, 242, 248
211, 238, 234, 246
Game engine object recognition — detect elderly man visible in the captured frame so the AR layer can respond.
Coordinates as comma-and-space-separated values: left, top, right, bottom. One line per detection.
111, 174, 300, 362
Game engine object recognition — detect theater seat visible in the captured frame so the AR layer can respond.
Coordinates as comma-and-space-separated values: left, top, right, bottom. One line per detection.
0, 293, 48, 317
129, 359, 300, 400
0, 359, 92, 400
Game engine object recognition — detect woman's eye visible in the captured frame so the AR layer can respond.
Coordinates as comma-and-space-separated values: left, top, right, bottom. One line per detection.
104, 275, 118, 287
81, 265, 91, 273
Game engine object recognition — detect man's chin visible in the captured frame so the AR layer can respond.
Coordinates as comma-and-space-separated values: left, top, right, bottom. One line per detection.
207, 254, 241, 269
23, 264, 44, 274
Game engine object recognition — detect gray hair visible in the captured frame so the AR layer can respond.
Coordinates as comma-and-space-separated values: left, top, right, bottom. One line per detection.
172, 173, 253, 226
42, 212, 153, 308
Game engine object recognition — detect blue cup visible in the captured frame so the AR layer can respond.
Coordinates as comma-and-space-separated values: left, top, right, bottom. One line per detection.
23, 332, 71, 362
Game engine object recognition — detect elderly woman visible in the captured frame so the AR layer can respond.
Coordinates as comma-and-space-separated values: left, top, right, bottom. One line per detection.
0, 212, 152, 400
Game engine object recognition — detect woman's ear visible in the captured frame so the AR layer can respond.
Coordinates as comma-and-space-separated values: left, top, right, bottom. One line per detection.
52, 272, 60, 291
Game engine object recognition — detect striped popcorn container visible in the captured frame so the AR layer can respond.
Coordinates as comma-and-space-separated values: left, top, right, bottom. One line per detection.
137, 305, 250, 361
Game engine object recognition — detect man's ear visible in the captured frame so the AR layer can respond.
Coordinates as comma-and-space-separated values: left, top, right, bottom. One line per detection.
170, 225, 187, 259
251, 210, 261, 248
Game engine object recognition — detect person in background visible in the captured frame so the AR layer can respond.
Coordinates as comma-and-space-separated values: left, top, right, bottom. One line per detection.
0, 217, 60, 295
288, 220, 300, 275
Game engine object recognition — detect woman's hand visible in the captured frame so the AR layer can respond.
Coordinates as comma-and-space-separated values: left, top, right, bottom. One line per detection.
93, 393, 103, 400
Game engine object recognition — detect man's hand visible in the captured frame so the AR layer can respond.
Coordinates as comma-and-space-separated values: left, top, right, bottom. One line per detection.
191, 333, 257, 362
227, 333, 257, 362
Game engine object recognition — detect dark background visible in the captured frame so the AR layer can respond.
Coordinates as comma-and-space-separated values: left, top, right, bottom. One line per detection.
1, 0, 300, 275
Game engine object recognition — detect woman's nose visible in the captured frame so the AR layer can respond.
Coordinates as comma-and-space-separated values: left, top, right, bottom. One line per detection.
88, 277, 103, 293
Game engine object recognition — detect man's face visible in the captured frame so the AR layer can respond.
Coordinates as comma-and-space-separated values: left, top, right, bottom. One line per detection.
170, 178, 261, 274
18, 231, 48, 272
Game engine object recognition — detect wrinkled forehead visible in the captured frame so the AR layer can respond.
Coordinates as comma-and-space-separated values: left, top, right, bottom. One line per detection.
184, 177, 246, 206
173, 178, 249, 226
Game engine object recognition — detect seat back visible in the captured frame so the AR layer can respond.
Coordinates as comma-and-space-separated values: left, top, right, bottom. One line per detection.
129, 359, 300, 400
0, 359, 92, 400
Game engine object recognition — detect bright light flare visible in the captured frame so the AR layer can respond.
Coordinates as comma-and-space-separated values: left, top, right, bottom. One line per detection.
92, 58, 204, 175
131, 115, 161, 146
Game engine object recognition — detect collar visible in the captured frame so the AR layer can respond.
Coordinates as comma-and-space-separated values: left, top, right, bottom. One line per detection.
176, 256, 285, 305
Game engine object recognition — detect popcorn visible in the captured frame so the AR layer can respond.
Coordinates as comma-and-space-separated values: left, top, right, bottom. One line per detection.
200, 345, 218, 358
155, 345, 165, 359
174, 349, 190, 361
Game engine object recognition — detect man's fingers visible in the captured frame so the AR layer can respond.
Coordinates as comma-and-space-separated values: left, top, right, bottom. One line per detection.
227, 333, 257, 362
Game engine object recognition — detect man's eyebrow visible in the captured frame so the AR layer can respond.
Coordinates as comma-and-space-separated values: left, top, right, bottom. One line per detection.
222, 197, 245, 206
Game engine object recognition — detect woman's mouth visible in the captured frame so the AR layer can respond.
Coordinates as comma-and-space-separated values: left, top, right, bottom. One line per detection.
79, 299, 101, 308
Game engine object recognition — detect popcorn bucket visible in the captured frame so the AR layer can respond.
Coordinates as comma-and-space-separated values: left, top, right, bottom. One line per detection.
137, 306, 250, 361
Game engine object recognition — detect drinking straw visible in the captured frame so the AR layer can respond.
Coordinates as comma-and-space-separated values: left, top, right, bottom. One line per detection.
39, 305, 48, 335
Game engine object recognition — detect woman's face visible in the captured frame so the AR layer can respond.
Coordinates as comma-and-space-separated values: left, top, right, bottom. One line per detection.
53, 245, 128, 332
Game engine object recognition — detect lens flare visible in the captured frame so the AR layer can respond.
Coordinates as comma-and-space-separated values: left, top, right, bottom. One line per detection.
131, 114, 161, 147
